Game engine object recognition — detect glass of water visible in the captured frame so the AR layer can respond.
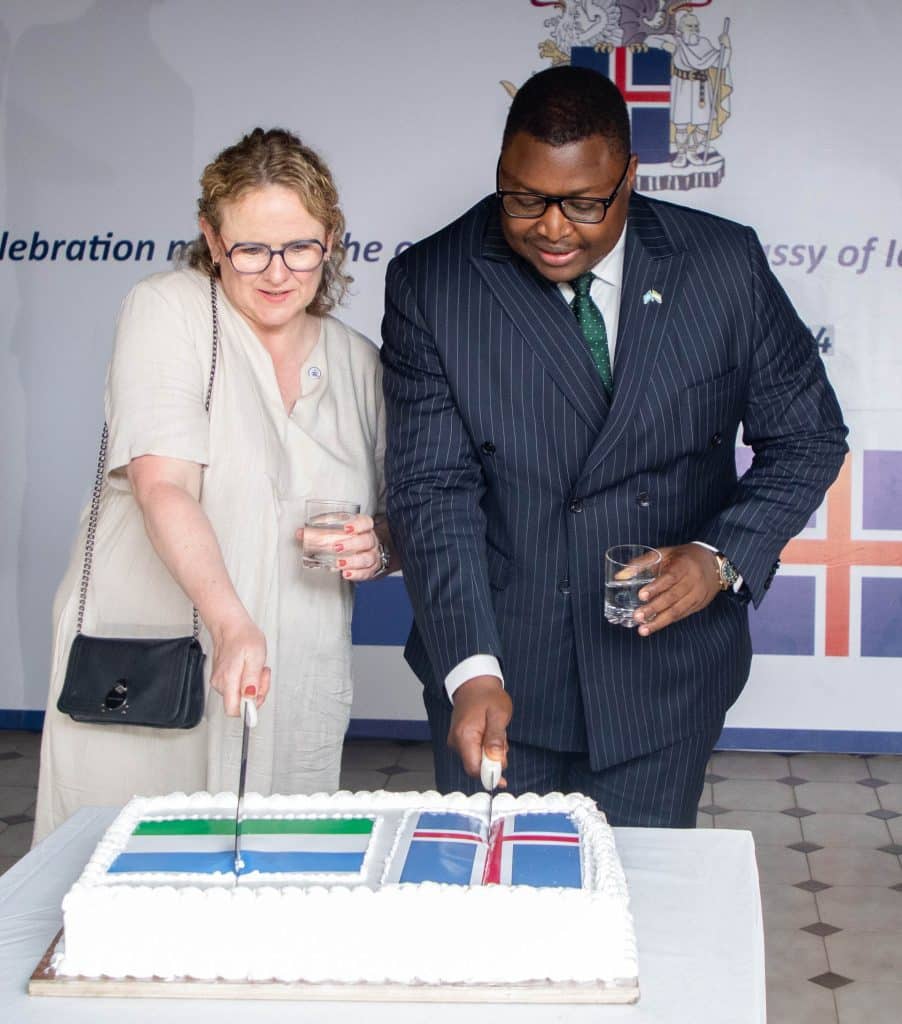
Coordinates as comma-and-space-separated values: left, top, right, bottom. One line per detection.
604, 544, 663, 628
302, 498, 361, 569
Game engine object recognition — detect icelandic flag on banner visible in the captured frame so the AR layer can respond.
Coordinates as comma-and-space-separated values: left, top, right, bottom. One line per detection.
107, 817, 374, 876
571, 46, 672, 164
384, 811, 488, 885
482, 813, 582, 888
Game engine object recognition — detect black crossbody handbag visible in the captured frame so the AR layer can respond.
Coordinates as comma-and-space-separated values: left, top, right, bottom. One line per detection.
57, 276, 220, 728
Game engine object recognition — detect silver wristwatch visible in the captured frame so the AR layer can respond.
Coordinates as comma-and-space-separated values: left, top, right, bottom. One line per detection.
714, 552, 739, 591
372, 542, 391, 578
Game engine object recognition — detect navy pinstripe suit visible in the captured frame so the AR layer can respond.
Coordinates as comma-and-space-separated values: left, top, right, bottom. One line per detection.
381, 192, 847, 818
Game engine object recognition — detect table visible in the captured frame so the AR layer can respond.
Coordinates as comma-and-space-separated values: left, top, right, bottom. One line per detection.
1, 809, 765, 1023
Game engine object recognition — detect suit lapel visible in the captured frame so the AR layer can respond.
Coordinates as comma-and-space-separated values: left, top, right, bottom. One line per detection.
580, 193, 685, 482
472, 204, 610, 434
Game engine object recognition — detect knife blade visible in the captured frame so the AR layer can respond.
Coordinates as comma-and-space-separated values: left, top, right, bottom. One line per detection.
480, 750, 503, 830
233, 694, 258, 876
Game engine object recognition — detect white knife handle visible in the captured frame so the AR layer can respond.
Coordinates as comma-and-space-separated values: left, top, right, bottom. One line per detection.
241, 696, 258, 729
480, 752, 502, 791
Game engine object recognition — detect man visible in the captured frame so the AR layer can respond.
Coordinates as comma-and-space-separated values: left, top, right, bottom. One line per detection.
380, 66, 846, 826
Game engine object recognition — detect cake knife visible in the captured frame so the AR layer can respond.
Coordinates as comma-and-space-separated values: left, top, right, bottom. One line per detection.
233, 692, 258, 876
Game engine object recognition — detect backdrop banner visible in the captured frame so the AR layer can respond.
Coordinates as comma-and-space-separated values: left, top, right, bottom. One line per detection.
1, 1, 900, 750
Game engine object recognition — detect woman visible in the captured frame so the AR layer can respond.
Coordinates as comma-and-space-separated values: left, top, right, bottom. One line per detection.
33, 128, 396, 843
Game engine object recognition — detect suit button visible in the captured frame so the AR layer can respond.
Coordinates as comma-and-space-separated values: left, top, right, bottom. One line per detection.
558, 578, 571, 595
569, 499, 583, 513
636, 491, 650, 508
481, 441, 496, 455
709, 432, 723, 448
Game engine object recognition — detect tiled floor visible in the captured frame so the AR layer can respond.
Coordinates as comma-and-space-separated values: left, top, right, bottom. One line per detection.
2, 732, 900, 1022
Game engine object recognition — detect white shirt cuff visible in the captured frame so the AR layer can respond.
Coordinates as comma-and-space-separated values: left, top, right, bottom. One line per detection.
445, 655, 504, 702
692, 541, 744, 592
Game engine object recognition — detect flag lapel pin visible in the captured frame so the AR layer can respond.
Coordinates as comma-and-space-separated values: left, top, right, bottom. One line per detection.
642, 289, 663, 305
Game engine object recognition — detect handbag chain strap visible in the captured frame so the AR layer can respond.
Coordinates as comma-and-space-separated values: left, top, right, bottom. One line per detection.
75, 275, 221, 636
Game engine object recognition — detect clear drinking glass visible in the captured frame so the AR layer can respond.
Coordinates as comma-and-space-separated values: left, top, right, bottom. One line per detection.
604, 544, 663, 627
302, 499, 361, 569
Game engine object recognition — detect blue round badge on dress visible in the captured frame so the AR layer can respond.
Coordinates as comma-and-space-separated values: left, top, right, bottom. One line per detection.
307, 366, 322, 379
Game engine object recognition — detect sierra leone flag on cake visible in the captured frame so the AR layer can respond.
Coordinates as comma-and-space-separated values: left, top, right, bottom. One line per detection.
107, 816, 374, 876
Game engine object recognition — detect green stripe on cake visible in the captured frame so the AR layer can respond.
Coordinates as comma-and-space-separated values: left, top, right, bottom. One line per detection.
133, 817, 374, 837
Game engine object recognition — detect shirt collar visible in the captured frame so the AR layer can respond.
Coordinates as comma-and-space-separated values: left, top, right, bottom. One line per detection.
557, 220, 627, 299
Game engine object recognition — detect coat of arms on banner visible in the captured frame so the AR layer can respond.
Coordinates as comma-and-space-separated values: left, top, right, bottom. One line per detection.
507, 1, 733, 192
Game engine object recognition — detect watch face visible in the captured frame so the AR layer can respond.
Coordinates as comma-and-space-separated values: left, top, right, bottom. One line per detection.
721, 559, 739, 587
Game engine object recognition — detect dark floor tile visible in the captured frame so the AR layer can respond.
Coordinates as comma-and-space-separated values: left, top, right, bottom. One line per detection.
857, 778, 888, 788
704, 772, 726, 784
782, 806, 816, 818
808, 971, 853, 990
795, 879, 831, 893
698, 803, 730, 816
0, 751, 23, 761
788, 841, 823, 854
876, 843, 902, 856
0, 813, 33, 826
801, 922, 842, 937
868, 809, 901, 820
777, 775, 808, 786
379, 765, 412, 777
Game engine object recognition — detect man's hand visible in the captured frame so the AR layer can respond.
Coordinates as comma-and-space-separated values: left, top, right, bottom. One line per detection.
447, 675, 513, 783
633, 544, 722, 637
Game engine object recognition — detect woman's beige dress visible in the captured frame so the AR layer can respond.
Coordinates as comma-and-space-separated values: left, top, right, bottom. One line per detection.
33, 269, 385, 843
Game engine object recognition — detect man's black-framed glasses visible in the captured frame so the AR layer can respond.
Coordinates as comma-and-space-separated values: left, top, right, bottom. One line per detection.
496, 154, 633, 225
222, 237, 327, 274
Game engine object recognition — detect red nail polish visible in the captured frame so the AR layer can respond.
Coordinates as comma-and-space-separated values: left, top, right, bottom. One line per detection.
344, 524, 354, 533
334, 543, 344, 552
338, 559, 346, 567
244, 685, 257, 697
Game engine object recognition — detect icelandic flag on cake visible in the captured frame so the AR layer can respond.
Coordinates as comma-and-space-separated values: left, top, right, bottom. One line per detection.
107, 817, 374, 876
482, 813, 582, 889
382, 811, 488, 885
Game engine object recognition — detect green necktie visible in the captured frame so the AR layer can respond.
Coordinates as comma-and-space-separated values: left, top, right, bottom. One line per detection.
570, 272, 613, 396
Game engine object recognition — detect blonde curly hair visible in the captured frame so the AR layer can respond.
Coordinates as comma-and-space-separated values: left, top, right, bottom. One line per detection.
183, 127, 351, 317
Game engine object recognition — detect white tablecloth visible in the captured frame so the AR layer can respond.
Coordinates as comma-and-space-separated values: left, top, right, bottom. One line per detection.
0, 808, 765, 1023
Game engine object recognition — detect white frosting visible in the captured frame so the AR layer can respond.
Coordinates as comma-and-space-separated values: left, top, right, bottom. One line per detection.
56, 790, 638, 987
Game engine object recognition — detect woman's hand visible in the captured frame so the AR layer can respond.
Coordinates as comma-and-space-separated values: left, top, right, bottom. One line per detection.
209, 614, 272, 717
296, 513, 389, 582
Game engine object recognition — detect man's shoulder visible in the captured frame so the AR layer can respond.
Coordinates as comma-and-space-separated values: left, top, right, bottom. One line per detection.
632, 192, 752, 247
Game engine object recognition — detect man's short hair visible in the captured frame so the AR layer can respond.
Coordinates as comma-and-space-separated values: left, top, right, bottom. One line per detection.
502, 66, 631, 157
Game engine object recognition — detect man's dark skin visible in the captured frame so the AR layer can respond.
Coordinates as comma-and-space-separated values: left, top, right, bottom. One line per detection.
449, 131, 724, 783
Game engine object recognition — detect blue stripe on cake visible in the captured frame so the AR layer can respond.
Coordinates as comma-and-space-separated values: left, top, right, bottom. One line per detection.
109, 851, 235, 873
108, 850, 367, 875
240, 851, 365, 873
510, 844, 582, 888
399, 840, 477, 884
415, 811, 484, 834
511, 813, 577, 834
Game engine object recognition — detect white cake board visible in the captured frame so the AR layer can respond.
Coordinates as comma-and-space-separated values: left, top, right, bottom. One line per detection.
29, 931, 639, 1004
